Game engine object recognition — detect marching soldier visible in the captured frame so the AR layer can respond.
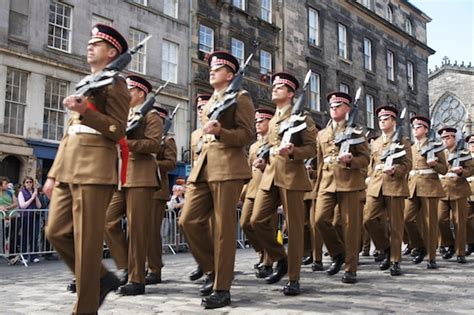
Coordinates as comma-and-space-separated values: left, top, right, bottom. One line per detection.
314, 92, 370, 284
187, 93, 212, 282
44, 24, 130, 313
437, 127, 472, 263
404, 116, 447, 269
179, 51, 254, 309
466, 134, 474, 256
146, 107, 178, 285
251, 72, 318, 295
364, 105, 412, 276
240, 108, 277, 279
104, 75, 163, 295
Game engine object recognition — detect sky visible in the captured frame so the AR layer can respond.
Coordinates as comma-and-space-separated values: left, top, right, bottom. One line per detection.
410, 0, 473, 71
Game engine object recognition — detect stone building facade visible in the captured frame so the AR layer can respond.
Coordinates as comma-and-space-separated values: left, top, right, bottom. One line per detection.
0, 0, 190, 184
428, 58, 474, 135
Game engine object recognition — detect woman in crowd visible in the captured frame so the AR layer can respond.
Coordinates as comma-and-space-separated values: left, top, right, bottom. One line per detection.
0, 176, 20, 264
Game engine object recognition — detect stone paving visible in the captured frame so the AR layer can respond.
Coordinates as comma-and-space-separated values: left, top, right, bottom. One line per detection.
0, 248, 473, 314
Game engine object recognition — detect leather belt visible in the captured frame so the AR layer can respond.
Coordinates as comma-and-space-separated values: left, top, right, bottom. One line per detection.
409, 169, 436, 176
68, 124, 102, 136
374, 164, 385, 171
439, 172, 459, 179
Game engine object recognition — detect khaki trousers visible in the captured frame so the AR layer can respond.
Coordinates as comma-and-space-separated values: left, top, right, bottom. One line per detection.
315, 191, 361, 272
251, 185, 305, 281
104, 191, 127, 270
179, 179, 243, 291
404, 196, 439, 260
46, 183, 114, 314
310, 200, 324, 262
147, 199, 167, 274
438, 198, 468, 256
240, 197, 276, 266
104, 187, 154, 284
468, 202, 474, 244
303, 200, 312, 256
364, 195, 404, 262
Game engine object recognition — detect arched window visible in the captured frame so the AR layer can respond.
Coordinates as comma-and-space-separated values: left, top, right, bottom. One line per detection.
0, 155, 22, 184
386, 5, 393, 23
432, 94, 467, 132
405, 18, 413, 35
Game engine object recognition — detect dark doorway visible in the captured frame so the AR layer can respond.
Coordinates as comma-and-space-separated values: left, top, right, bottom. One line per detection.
0, 155, 21, 184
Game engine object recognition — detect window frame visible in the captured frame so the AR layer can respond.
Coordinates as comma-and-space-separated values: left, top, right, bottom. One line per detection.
161, 40, 179, 84
261, 0, 272, 23
339, 82, 350, 94
232, 0, 246, 11
366, 94, 375, 129
4, 68, 29, 136
308, 7, 320, 46
47, 0, 73, 53
43, 77, 68, 141
163, 0, 178, 19
387, 49, 395, 81
199, 24, 214, 53
363, 37, 373, 71
231, 38, 245, 66
386, 5, 393, 23
407, 61, 414, 90
405, 18, 413, 36
260, 49, 272, 75
338, 23, 348, 59
308, 72, 321, 112
128, 28, 148, 74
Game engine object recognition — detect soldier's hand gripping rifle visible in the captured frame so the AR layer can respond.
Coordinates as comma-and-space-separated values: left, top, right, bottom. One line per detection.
126, 79, 170, 135
333, 87, 365, 155
207, 53, 254, 121
380, 108, 408, 168
75, 35, 152, 97
419, 128, 445, 162
447, 135, 471, 168
277, 70, 313, 150
161, 103, 180, 142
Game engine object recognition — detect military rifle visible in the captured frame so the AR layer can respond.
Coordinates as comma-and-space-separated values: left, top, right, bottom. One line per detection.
126, 79, 170, 135
380, 108, 408, 168
334, 87, 365, 155
447, 135, 471, 167
161, 103, 180, 139
419, 128, 445, 161
75, 35, 152, 97
277, 70, 313, 149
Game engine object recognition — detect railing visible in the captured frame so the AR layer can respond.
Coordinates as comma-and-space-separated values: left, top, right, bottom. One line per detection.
1, 208, 248, 267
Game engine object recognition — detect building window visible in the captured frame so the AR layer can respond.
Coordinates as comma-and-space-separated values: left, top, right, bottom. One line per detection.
339, 82, 349, 94
260, 50, 272, 75
4, 68, 28, 135
44, 77, 68, 141
261, 0, 272, 23
387, 50, 395, 81
362, 0, 371, 9
407, 61, 414, 90
363, 38, 372, 71
91, 14, 113, 27
232, 0, 246, 10
162, 40, 178, 83
386, 5, 393, 23
366, 94, 375, 129
308, 8, 319, 46
129, 28, 147, 74
405, 18, 413, 36
338, 23, 348, 59
132, 0, 147, 6
231, 38, 244, 66
199, 24, 214, 53
164, 0, 178, 19
309, 72, 321, 111
48, 0, 72, 52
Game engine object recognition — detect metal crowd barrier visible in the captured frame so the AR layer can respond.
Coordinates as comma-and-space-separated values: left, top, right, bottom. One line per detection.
1, 208, 248, 266
0, 209, 54, 266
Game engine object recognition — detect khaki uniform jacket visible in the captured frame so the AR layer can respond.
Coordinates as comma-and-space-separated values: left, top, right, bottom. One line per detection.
187, 90, 255, 183
468, 174, 474, 202
259, 110, 318, 192
124, 110, 163, 188
153, 136, 178, 200
48, 77, 130, 185
366, 136, 412, 197
440, 149, 473, 201
245, 136, 267, 200
408, 139, 448, 198
304, 158, 318, 200
190, 128, 203, 168
315, 122, 370, 193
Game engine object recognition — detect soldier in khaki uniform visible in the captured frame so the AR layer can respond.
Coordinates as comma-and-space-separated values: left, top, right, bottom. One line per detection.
404, 116, 447, 269
187, 93, 212, 282
251, 72, 318, 296
314, 92, 370, 284
364, 106, 412, 276
239, 108, 277, 279
44, 24, 130, 313
437, 127, 472, 263
104, 75, 163, 296
466, 135, 474, 255
145, 108, 178, 285
179, 51, 254, 309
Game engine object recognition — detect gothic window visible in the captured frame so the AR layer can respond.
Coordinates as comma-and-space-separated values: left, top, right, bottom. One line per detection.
432, 94, 466, 132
